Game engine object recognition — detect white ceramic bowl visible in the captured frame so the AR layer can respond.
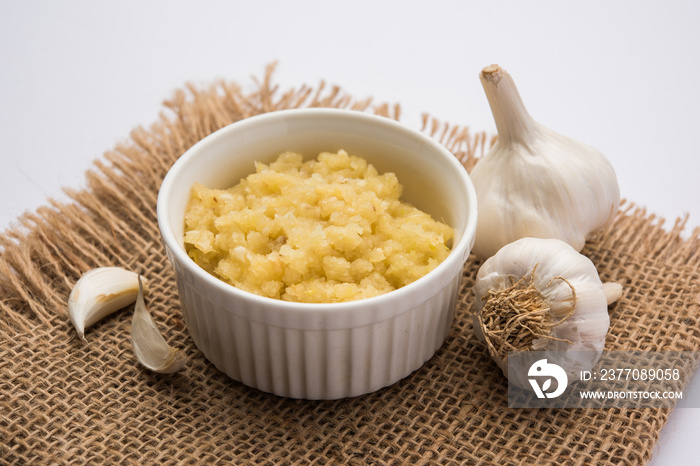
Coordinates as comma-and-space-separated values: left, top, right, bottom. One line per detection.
157, 108, 478, 399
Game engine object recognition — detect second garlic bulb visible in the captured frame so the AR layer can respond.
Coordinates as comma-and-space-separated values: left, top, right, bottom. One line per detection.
473, 237, 617, 389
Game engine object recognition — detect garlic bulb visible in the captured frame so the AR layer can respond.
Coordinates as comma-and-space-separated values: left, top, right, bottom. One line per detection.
68, 267, 150, 341
473, 237, 621, 388
470, 64, 620, 261
131, 275, 185, 374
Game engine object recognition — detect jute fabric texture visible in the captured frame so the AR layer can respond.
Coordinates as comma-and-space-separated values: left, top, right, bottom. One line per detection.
1, 65, 699, 465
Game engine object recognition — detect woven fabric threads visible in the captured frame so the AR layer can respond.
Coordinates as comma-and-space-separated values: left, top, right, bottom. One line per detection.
1, 65, 698, 465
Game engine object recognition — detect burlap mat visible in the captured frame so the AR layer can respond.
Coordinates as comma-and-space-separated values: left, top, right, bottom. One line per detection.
2, 64, 699, 465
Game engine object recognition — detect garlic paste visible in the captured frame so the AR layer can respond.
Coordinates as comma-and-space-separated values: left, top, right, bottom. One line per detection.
184, 150, 453, 303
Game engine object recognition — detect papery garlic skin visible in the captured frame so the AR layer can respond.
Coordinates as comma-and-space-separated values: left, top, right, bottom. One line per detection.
473, 237, 613, 389
471, 65, 620, 261
68, 267, 149, 341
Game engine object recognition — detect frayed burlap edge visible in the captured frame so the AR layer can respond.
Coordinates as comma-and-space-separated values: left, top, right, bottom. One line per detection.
1, 62, 699, 465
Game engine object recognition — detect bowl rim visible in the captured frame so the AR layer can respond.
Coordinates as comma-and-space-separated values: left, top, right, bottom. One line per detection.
157, 107, 478, 313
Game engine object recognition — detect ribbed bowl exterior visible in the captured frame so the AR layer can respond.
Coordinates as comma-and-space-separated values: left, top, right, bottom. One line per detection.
169, 246, 461, 399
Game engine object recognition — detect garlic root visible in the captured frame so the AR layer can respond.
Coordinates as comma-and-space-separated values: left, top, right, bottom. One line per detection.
68, 267, 150, 341
131, 275, 185, 374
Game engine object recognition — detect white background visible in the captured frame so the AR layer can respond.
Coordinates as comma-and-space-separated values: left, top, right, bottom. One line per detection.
1, 1, 698, 463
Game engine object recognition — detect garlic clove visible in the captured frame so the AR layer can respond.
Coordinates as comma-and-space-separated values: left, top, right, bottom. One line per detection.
68, 267, 150, 341
131, 275, 185, 374
603, 282, 623, 306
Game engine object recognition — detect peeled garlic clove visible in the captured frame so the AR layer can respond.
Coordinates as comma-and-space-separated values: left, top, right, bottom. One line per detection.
68, 267, 150, 341
473, 237, 617, 388
131, 275, 185, 374
470, 64, 621, 261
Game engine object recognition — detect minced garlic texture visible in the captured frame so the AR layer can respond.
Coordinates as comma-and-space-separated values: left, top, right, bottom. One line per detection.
183, 150, 453, 303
